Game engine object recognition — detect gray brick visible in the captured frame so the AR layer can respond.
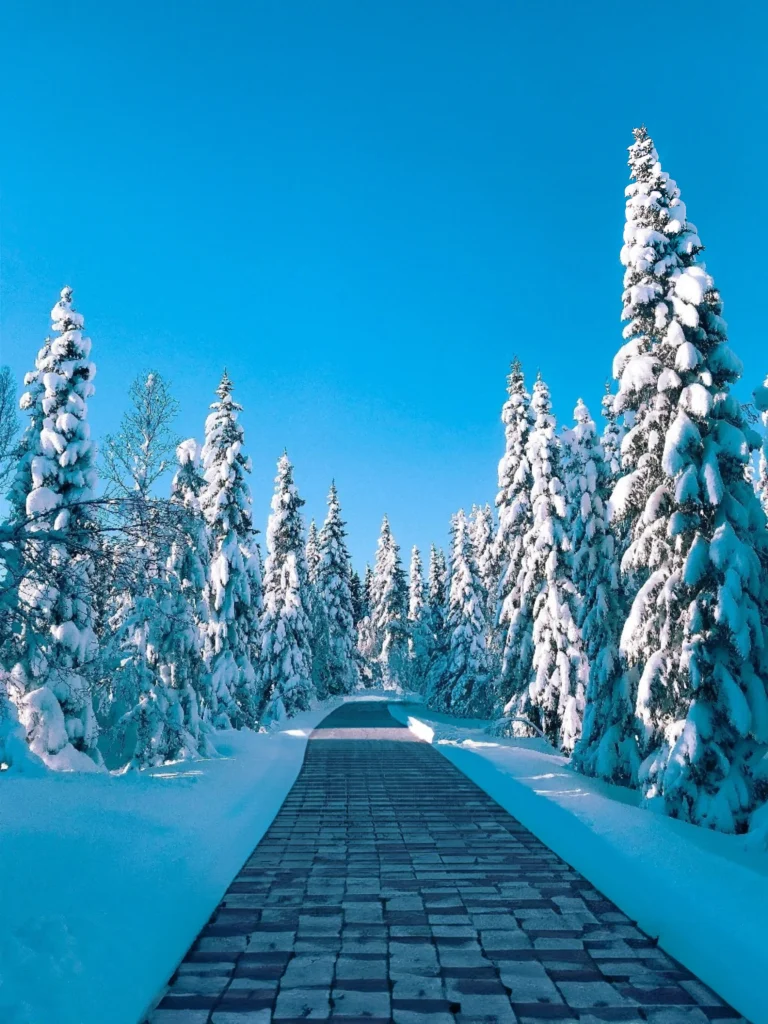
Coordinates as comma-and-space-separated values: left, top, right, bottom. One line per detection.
144, 700, 743, 1024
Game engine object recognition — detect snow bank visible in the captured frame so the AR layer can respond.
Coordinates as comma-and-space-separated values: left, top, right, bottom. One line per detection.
0, 697, 359, 1024
389, 702, 768, 1024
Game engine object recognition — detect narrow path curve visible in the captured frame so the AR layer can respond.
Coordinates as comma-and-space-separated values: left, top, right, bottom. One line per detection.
149, 700, 747, 1024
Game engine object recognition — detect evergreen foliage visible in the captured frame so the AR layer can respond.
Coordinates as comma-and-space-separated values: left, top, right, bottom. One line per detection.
200, 372, 261, 729
564, 402, 636, 780
260, 454, 314, 718
497, 376, 586, 750
9, 288, 102, 770
369, 516, 409, 689
317, 483, 360, 695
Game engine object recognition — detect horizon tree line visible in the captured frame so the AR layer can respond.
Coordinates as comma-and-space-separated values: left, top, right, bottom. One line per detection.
1, 125, 768, 837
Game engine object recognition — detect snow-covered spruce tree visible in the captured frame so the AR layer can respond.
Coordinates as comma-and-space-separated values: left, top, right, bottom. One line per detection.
494, 358, 534, 694
349, 569, 365, 625
753, 376, 768, 518
356, 563, 377, 683
260, 453, 314, 718
200, 372, 262, 729
497, 375, 586, 750
316, 482, 360, 695
423, 544, 450, 702
601, 382, 625, 483
304, 516, 332, 696
164, 439, 217, 756
610, 127, 768, 830
8, 287, 102, 770
437, 511, 492, 716
363, 564, 373, 612
564, 401, 638, 781
470, 503, 497, 623
306, 519, 321, 585
0, 671, 44, 773
369, 516, 410, 689
407, 546, 430, 691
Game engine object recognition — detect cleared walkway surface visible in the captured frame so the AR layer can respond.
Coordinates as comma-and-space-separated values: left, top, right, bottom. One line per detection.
149, 700, 747, 1024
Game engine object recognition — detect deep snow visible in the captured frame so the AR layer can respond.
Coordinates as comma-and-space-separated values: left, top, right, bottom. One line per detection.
0, 697, 375, 1024
389, 702, 768, 1024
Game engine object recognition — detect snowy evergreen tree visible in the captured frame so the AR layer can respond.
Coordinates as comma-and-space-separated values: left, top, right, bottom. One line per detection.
200, 372, 262, 729
304, 517, 331, 694
494, 358, 534, 685
356, 563, 377, 681
423, 544, 450, 703
0, 672, 44, 773
369, 516, 409, 689
164, 439, 217, 756
306, 520, 321, 585
497, 376, 585, 750
564, 401, 637, 781
753, 376, 768, 518
316, 482, 360, 695
9, 287, 102, 770
408, 546, 426, 624
610, 127, 768, 830
260, 453, 314, 718
435, 511, 491, 716
349, 569, 365, 625
601, 381, 625, 484
407, 546, 430, 690
470, 503, 497, 623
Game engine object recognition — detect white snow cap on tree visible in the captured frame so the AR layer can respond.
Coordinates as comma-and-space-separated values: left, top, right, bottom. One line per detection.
317, 482, 360, 695
11, 287, 102, 771
470, 504, 497, 622
494, 358, 534, 671
441, 510, 491, 717
611, 127, 768, 831
369, 515, 409, 689
166, 437, 217, 756
497, 375, 586, 750
407, 545, 431, 690
260, 453, 314, 718
753, 375, 768, 518
564, 400, 637, 781
423, 544, 449, 704
306, 520, 320, 586
200, 371, 262, 729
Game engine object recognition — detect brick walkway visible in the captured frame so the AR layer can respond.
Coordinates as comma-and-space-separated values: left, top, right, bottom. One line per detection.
148, 700, 747, 1024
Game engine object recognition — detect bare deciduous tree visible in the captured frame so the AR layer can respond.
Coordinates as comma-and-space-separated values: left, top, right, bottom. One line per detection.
0, 365, 19, 491
103, 371, 180, 498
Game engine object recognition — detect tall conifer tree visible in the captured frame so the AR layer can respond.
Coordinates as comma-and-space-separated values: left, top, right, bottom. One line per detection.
498, 376, 585, 750
441, 511, 492, 716
260, 454, 314, 717
610, 128, 768, 829
564, 402, 636, 779
317, 483, 360, 695
494, 359, 534, 691
200, 372, 261, 728
370, 516, 409, 688
10, 288, 101, 769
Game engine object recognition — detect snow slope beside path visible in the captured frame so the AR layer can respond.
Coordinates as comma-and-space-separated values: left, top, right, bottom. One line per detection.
0, 696, 372, 1024
388, 702, 768, 1024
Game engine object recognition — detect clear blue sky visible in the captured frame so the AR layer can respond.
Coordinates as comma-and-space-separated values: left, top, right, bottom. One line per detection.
1, 0, 765, 569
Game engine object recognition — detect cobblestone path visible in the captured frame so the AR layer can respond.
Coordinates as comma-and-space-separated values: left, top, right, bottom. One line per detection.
148, 700, 747, 1024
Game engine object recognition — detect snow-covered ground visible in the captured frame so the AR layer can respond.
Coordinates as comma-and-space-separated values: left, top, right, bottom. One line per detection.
389, 702, 768, 1024
0, 695, 389, 1024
